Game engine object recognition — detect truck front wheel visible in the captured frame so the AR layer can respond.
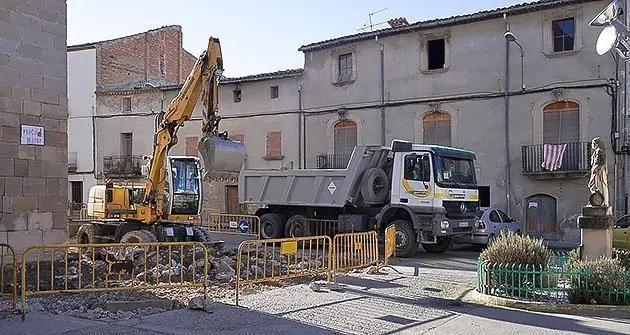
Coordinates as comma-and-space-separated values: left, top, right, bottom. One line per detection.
389, 219, 417, 258
421, 238, 454, 253
260, 213, 285, 239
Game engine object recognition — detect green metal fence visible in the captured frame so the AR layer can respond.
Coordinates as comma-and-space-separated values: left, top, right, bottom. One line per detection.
477, 257, 630, 305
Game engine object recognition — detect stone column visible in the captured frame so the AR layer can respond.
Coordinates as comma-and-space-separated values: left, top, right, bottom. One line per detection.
577, 205, 614, 261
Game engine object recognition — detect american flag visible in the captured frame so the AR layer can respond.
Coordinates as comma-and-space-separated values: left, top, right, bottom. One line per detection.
541, 144, 567, 171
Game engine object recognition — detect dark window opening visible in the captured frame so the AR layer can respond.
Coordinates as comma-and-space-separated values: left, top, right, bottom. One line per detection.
71, 181, 83, 204
122, 97, 131, 111
233, 89, 241, 103
427, 39, 445, 70
270, 86, 278, 99
338, 53, 352, 81
553, 18, 574, 52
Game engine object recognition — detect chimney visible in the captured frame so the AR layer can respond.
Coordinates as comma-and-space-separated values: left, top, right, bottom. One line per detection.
387, 17, 409, 28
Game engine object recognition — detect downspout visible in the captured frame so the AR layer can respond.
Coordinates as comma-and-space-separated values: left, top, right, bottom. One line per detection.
376, 35, 385, 146
298, 84, 303, 169
503, 13, 512, 217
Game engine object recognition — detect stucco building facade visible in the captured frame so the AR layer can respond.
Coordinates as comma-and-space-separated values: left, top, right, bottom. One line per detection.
216, 0, 621, 246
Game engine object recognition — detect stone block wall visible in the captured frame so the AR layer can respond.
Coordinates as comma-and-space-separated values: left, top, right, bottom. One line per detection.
0, 0, 68, 254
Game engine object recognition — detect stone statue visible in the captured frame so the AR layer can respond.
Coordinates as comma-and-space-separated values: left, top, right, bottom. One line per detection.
587, 137, 608, 207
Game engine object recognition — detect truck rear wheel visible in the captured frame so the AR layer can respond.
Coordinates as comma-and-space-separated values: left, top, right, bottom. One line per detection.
421, 238, 454, 253
389, 219, 417, 258
260, 213, 285, 239
360, 167, 389, 203
120, 230, 158, 244
285, 215, 311, 238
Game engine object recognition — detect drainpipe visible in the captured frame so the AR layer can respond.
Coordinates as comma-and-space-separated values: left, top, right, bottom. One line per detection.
298, 84, 303, 169
503, 13, 512, 217
376, 35, 385, 146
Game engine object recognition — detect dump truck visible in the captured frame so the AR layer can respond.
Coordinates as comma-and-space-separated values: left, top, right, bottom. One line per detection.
239, 140, 480, 257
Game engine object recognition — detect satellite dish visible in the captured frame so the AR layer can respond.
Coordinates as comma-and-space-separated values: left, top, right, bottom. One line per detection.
589, 0, 619, 27
596, 25, 618, 55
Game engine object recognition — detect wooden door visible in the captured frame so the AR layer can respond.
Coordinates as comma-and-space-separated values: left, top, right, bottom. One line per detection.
525, 194, 557, 240
226, 185, 240, 214
121, 133, 133, 157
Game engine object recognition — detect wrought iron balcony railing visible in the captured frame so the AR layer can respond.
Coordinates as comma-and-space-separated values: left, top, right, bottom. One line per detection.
316, 153, 351, 169
521, 142, 591, 177
103, 155, 143, 177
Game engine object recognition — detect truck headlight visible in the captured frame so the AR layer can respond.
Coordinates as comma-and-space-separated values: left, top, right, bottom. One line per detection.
440, 220, 450, 229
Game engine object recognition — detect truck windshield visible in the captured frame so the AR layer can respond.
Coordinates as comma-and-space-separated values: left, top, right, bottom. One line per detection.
435, 156, 476, 188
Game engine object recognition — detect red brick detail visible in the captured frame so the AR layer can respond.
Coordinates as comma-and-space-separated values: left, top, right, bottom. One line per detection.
265, 131, 282, 158
185, 136, 198, 156
96, 26, 197, 87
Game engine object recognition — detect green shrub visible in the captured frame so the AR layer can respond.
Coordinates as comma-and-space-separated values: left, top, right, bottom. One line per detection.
478, 231, 551, 267
567, 257, 630, 305
613, 248, 630, 271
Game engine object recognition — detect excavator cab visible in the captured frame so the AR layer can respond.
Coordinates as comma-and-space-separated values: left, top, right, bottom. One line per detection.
166, 156, 203, 217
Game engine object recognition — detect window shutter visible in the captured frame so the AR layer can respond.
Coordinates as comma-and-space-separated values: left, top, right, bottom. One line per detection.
543, 101, 579, 144
334, 121, 357, 157
423, 112, 451, 146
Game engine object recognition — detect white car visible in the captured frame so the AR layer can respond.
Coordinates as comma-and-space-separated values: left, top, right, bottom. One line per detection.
455, 207, 522, 245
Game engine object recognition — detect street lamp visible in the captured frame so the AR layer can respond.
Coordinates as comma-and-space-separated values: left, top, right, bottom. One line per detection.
504, 31, 525, 91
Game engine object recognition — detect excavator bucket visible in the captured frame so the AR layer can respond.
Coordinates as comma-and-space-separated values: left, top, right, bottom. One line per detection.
197, 135, 246, 173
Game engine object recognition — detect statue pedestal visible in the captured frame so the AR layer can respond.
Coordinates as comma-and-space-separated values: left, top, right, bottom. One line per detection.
577, 205, 614, 261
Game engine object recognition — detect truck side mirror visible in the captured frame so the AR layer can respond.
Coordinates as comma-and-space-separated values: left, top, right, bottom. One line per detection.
421, 155, 431, 182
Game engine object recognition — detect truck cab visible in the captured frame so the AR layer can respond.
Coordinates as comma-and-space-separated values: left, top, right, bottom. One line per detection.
378, 140, 479, 256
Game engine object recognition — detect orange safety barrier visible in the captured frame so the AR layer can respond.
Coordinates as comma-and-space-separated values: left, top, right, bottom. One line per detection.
332, 231, 379, 279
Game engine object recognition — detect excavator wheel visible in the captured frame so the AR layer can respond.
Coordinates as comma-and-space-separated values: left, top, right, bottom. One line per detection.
77, 223, 101, 245
120, 230, 158, 244
192, 226, 212, 243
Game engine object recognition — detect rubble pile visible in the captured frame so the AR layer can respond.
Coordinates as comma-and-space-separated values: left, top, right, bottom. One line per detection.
237, 249, 331, 280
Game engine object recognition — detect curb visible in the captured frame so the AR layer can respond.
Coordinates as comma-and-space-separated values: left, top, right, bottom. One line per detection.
462, 290, 630, 318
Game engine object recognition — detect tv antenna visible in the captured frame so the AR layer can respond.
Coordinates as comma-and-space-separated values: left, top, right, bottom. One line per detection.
357, 8, 388, 32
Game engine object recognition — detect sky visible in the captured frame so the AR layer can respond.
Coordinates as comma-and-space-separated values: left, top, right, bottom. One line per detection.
67, 0, 531, 78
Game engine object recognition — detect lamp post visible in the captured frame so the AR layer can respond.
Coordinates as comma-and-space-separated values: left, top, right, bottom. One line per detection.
504, 31, 526, 91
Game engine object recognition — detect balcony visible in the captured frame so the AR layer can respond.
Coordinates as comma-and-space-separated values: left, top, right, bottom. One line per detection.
316, 153, 351, 169
521, 142, 591, 179
103, 155, 143, 177
68, 151, 77, 172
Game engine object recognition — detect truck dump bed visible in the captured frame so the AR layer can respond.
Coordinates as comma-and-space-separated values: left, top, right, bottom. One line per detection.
238, 145, 389, 208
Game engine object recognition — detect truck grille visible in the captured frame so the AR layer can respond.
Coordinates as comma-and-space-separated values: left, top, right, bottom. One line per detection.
443, 201, 478, 220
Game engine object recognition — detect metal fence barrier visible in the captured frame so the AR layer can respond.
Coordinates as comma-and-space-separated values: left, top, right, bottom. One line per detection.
0, 243, 17, 314
236, 235, 332, 306
384, 225, 396, 266
204, 213, 261, 238
332, 231, 379, 278
20, 242, 208, 321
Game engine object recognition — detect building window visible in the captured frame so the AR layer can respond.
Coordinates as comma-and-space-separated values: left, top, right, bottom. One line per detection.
543, 101, 579, 144
185, 136, 198, 156
338, 53, 352, 82
265, 131, 282, 159
233, 88, 241, 103
553, 18, 574, 52
427, 39, 446, 70
422, 112, 451, 146
334, 120, 357, 160
71, 181, 83, 205
122, 97, 131, 111
120, 132, 133, 156
270, 86, 278, 99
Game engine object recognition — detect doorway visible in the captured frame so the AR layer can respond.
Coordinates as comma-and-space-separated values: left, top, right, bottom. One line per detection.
226, 185, 240, 214
525, 194, 557, 240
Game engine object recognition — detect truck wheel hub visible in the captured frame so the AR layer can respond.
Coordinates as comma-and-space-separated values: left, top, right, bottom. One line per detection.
395, 231, 408, 248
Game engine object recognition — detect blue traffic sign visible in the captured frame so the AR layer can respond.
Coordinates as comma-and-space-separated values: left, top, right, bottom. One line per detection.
238, 219, 249, 233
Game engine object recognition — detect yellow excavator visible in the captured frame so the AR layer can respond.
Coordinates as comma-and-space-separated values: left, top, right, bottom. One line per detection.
77, 37, 246, 244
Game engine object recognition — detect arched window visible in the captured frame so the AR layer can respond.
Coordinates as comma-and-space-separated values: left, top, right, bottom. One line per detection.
423, 112, 451, 146
334, 120, 357, 161
543, 101, 579, 144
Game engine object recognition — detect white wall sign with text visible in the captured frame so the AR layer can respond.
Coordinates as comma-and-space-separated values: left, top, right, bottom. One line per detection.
20, 125, 45, 146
